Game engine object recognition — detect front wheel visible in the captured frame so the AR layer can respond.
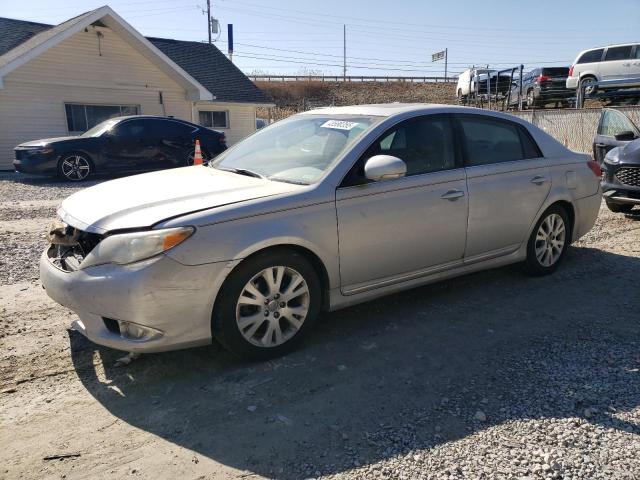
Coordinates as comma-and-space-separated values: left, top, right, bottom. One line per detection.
605, 201, 634, 213
212, 250, 322, 360
57, 153, 92, 181
524, 206, 570, 276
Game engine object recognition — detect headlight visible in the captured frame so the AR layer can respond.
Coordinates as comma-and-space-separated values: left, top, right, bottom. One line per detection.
604, 147, 620, 164
79, 226, 194, 269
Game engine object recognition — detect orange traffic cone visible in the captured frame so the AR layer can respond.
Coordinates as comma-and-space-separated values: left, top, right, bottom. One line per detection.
193, 139, 204, 165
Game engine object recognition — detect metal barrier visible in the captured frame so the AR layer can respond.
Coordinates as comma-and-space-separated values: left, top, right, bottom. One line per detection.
250, 75, 455, 83
576, 77, 640, 108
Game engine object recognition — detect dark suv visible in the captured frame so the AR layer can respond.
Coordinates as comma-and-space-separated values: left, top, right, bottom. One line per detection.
595, 108, 640, 213
13, 116, 227, 181
507, 67, 574, 109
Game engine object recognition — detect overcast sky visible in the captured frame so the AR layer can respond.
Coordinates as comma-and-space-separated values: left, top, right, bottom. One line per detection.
2, 0, 639, 77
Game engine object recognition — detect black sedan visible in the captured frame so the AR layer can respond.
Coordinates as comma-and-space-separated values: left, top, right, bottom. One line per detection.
13, 116, 227, 181
595, 108, 640, 213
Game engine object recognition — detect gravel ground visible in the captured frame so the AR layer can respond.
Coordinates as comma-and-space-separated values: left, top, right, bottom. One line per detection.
0, 171, 639, 480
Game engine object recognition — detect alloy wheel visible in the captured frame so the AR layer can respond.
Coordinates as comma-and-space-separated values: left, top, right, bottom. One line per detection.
534, 213, 566, 267
235, 266, 310, 348
60, 155, 91, 181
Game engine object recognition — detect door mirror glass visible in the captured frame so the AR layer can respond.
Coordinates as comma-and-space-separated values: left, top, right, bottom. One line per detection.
614, 130, 637, 141
364, 155, 407, 182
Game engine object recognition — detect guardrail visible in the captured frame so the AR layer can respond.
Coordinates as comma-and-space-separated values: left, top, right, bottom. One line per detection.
576, 77, 640, 108
250, 75, 455, 83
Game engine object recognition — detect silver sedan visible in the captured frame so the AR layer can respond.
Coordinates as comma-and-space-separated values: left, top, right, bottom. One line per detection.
40, 104, 602, 359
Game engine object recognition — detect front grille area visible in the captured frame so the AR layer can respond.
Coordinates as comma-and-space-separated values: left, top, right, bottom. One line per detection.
47, 223, 103, 272
615, 167, 640, 187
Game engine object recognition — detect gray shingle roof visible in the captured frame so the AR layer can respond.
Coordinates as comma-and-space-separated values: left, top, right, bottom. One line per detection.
0, 16, 268, 104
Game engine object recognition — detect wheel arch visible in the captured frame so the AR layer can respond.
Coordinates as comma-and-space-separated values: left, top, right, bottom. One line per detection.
529, 198, 576, 244
214, 243, 333, 313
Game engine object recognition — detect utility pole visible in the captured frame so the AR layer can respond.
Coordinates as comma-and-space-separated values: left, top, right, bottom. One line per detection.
343, 24, 346, 81
444, 48, 448, 81
207, 0, 212, 44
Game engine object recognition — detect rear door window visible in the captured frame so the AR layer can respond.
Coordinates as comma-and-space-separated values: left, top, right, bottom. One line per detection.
577, 49, 604, 64
458, 116, 541, 166
604, 45, 633, 61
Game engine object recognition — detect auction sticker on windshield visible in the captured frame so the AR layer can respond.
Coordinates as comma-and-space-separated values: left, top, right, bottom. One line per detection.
321, 120, 360, 130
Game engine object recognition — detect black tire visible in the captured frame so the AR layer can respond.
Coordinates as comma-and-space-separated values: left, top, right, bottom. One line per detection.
524, 205, 571, 276
581, 76, 598, 96
57, 153, 93, 182
605, 201, 634, 213
526, 89, 536, 109
212, 249, 322, 360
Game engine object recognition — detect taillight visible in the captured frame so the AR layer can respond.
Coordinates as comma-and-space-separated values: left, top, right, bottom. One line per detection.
587, 160, 602, 177
219, 134, 226, 146
537, 75, 550, 83
568, 65, 574, 77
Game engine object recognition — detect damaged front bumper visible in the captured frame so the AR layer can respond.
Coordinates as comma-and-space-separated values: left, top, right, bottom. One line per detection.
40, 247, 237, 353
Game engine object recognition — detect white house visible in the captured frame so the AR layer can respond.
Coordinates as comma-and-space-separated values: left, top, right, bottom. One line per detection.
0, 6, 273, 170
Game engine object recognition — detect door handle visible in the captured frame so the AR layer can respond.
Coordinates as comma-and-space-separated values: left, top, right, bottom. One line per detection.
530, 175, 548, 185
441, 190, 465, 200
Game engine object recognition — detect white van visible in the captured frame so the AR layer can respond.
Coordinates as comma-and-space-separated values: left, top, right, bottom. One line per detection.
566, 43, 640, 91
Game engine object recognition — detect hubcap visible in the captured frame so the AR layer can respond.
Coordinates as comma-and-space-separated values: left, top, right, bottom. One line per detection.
236, 266, 310, 348
61, 155, 90, 181
535, 213, 566, 267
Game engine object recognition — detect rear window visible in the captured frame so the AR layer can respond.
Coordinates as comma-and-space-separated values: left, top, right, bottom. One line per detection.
541, 67, 569, 77
577, 49, 604, 64
604, 45, 633, 61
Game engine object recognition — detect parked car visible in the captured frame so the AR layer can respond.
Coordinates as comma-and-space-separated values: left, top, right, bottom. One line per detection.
566, 43, 640, 94
507, 67, 573, 109
13, 116, 227, 181
40, 104, 602, 360
594, 108, 640, 213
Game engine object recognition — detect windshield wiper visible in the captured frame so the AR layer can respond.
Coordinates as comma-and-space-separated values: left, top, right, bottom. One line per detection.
216, 166, 265, 179
268, 177, 310, 185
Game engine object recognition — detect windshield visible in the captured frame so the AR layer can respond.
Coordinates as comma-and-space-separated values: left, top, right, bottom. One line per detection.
211, 115, 381, 184
81, 118, 121, 137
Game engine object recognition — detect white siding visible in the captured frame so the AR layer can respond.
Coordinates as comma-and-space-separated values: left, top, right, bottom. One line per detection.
0, 25, 192, 169
195, 102, 257, 146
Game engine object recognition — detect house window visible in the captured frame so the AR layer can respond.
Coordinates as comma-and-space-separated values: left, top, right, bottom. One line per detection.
199, 110, 229, 128
65, 103, 140, 133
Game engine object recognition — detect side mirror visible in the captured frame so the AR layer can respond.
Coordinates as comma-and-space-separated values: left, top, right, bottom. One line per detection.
614, 130, 637, 141
364, 155, 407, 182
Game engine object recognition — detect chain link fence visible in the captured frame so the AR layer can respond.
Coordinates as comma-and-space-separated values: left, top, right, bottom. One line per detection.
510, 106, 640, 153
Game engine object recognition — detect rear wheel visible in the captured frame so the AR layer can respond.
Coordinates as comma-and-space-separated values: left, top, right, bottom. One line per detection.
526, 89, 536, 108
212, 249, 322, 360
524, 206, 570, 276
605, 201, 634, 213
581, 76, 598, 96
57, 153, 92, 182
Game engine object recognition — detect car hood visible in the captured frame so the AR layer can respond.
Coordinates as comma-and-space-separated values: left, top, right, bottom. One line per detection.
58, 166, 303, 233
17, 136, 82, 147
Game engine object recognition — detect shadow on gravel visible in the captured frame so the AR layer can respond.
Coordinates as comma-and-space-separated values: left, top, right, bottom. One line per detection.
69, 247, 640, 479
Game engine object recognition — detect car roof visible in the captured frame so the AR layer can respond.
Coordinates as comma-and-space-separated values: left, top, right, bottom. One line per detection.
114, 115, 196, 124
300, 103, 520, 119
580, 42, 639, 53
